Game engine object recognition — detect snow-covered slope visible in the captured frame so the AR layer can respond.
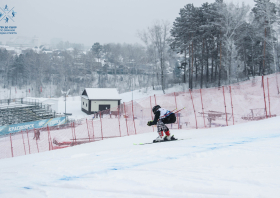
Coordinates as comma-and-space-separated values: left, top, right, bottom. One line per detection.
1, 116, 280, 197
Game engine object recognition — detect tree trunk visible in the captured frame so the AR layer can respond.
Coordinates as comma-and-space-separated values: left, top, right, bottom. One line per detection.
160, 54, 165, 94
206, 40, 209, 88
189, 43, 191, 89
184, 49, 187, 83
215, 41, 219, 83
243, 43, 248, 80
263, 28, 266, 76
191, 41, 194, 90
219, 40, 222, 87
195, 55, 197, 88
201, 39, 204, 89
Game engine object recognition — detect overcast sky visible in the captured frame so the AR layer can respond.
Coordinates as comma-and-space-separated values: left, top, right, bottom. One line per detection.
1, 0, 255, 46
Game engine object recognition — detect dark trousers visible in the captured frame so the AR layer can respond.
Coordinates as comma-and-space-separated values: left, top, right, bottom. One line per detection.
157, 113, 176, 133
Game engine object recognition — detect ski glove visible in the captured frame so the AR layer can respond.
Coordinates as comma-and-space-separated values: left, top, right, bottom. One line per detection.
147, 121, 153, 126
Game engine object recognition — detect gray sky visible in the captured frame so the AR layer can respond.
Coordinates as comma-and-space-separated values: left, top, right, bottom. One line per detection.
1, 0, 255, 46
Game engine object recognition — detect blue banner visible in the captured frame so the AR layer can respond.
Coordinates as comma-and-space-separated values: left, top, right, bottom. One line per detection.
0, 117, 66, 136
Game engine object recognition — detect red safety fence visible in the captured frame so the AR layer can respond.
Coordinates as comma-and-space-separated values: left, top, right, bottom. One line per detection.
1, 74, 280, 159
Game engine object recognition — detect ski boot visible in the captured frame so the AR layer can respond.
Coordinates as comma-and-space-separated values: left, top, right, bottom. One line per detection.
153, 131, 164, 143
163, 131, 177, 141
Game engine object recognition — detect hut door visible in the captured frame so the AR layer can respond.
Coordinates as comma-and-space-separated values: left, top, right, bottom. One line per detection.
99, 105, 110, 113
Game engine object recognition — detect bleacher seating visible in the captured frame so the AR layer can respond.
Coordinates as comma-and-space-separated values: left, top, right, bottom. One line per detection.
0, 98, 57, 126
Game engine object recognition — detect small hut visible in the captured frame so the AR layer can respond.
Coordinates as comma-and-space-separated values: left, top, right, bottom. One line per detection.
81, 88, 121, 115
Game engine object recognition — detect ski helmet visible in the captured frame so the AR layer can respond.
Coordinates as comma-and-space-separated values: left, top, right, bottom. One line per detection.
152, 105, 161, 113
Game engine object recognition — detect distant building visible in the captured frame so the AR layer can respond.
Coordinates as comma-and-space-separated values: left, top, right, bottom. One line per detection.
81, 88, 121, 115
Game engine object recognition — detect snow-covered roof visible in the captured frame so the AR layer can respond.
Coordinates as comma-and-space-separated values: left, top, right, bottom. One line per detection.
83, 88, 121, 100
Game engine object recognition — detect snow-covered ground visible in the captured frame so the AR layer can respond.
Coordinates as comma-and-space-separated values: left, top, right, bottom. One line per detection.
22, 84, 188, 120
1, 78, 280, 197
0, 115, 280, 197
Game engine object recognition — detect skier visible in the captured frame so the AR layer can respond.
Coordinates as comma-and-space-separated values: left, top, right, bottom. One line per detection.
147, 105, 177, 142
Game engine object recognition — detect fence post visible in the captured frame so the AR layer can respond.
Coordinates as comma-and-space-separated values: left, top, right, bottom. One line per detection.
9, 133, 14, 158
267, 78, 271, 117
150, 96, 154, 132
132, 100, 137, 134
174, 92, 179, 129
275, 72, 280, 94
262, 76, 268, 118
174, 92, 178, 110
118, 106, 122, 137
73, 122, 77, 144
71, 123, 75, 145
222, 86, 228, 126
26, 130, 31, 154
154, 94, 157, 105
86, 119, 91, 142
189, 89, 198, 129
91, 119, 95, 141
34, 128, 39, 153
123, 102, 129, 136
21, 130, 26, 155
99, 111, 104, 140
200, 89, 206, 128
47, 125, 53, 150
229, 86, 235, 125
150, 96, 154, 120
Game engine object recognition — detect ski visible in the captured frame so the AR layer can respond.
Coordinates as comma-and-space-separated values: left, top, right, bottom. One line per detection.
133, 138, 187, 145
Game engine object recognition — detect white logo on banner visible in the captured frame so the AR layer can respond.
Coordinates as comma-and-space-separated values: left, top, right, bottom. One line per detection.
9, 124, 34, 132
39, 121, 46, 126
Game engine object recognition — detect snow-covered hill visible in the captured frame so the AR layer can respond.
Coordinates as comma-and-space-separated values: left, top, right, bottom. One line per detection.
0, 115, 280, 197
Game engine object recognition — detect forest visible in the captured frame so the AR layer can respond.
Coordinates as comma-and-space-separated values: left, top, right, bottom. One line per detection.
0, 0, 279, 97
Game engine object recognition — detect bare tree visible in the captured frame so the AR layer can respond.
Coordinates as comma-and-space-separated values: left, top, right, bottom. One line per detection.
139, 20, 170, 94
137, 29, 157, 90
215, 1, 250, 84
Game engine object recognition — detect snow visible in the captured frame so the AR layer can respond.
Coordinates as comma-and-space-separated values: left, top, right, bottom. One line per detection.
1, 114, 280, 197
1, 82, 280, 197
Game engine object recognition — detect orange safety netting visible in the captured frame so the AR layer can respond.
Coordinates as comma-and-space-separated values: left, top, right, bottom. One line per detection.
1, 74, 280, 159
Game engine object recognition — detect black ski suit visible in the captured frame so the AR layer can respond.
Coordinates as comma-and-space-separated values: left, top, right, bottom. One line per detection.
150, 108, 176, 133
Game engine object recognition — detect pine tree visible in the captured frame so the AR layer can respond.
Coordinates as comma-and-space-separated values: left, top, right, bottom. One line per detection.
252, 0, 277, 75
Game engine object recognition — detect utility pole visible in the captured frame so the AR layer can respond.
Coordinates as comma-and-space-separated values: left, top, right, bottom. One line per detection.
61, 89, 70, 123
50, 75, 52, 98
9, 87, 11, 104
132, 60, 134, 101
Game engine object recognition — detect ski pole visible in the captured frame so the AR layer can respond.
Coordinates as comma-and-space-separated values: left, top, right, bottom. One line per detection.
170, 107, 185, 115
174, 107, 185, 113
161, 107, 185, 118
158, 108, 177, 118
160, 109, 177, 118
